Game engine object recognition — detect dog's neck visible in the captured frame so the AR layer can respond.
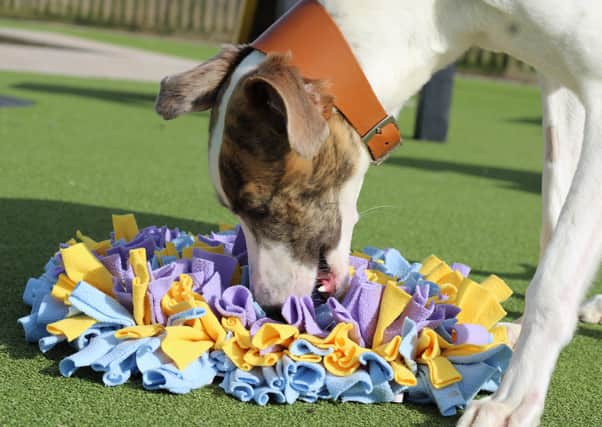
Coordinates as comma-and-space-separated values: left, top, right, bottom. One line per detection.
321, 0, 482, 115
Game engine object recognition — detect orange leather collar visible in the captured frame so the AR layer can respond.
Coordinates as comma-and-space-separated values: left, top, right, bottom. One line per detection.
251, 0, 402, 164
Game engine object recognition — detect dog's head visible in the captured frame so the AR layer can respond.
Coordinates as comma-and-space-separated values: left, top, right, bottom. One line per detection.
155, 45, 370, 311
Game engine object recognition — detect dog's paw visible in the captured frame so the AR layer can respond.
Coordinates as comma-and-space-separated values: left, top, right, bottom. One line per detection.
457, 345, 547, 427
457, 394, 543, 427
579, 294, 602, 324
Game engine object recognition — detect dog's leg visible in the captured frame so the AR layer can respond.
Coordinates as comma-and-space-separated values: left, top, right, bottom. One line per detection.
500, 80, 584, 341
538, 79, 602, 325
458, 85, 602, 427
539, 79, 584, 255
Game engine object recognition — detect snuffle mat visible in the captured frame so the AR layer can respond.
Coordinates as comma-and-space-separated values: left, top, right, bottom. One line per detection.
19, 214, 513, 416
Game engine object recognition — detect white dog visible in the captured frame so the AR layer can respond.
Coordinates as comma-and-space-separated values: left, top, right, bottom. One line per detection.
155, 1, 602, 425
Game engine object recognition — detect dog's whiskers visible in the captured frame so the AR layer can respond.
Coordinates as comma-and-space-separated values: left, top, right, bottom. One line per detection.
358, 205, 397, 218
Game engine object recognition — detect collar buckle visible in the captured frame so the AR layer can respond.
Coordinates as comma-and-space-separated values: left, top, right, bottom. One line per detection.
362, 115, 402, 165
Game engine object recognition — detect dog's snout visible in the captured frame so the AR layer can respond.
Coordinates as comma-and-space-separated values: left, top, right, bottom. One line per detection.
248, 257, 317, 310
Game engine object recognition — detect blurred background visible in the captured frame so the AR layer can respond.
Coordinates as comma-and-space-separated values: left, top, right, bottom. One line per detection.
0, 0, 537, 140
0, 0, 536, 78
1, 2, 599, 427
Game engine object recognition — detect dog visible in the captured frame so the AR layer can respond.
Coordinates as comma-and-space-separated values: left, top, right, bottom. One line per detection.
155, 1, 602, 425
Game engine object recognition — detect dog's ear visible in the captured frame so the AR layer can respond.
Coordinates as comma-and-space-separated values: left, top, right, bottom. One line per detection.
242, 54, 333, 159
155, 44, 247, 120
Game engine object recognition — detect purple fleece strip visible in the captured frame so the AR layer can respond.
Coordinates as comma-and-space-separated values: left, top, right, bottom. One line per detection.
198, 273, 223, 311
417, 303, 461, 331
152, 260, 188, 280
100, 253, 127, 283
349, 255, 369, 273
147, 277, 174, 325
451, 324, 492, 345
215, 285, 257, 328
340, 273, 383, 347
191, 257, 215, 277
107, 237, 157, 268
192, 248, 237, 289
282, 296, 328, 337
113, 280, 133, 313
198, 234, 224, 247
401, 284, 433, 320
326, 297, 363, 345
451, 262, 471, 277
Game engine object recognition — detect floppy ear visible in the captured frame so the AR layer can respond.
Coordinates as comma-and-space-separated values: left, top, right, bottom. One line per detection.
155, 44, 248, 120
242, 54, 333, 159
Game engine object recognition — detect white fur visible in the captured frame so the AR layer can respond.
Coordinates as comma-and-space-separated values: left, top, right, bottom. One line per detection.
325, 136, 372, 296
539, 80, 584, 254
318, 1, 602, 425
240, 220, 317, 308
208, 50, 265, 208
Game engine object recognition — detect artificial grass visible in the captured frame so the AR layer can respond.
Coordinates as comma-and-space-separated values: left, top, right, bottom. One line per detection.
0, 17, 218, 60
1, 42, 601, 427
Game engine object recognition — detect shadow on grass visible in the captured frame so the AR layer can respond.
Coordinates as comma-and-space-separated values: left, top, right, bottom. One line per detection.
12, 82, 157, 106
504, 310, 523, 320
0, 197, 218, 361
385, 157, 541, 194
576, 325, 602, 340
506, 116, 542, 126
470, 263, 536, 284
0, 34, 95, 52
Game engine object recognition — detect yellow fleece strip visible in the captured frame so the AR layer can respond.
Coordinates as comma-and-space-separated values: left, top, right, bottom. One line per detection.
371, 283, 412, 348
416, 328, 462, 389
455, 278, 507, 330
161, 325, 214, 370
299, 323, 367, 376
129, 248, 152, 325
419, 255, 443, 276
47, 315, 97, 342
51, 274, 77, 304
112, 213, 139, 242
115, 324, 164, 339
60, 243, 114, 296
481, 275, 513, 303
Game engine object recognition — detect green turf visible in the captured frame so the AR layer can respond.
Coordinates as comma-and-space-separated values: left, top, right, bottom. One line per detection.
0, 17, 218, 60
1, 36, 601, 427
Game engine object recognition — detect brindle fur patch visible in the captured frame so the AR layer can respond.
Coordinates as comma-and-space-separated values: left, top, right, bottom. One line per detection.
242, 54, 333, 159
219, 54, 359, 267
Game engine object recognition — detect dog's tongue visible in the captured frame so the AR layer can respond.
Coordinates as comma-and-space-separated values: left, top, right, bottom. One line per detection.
312, 249, 335, 305
316, 272, 336, 294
